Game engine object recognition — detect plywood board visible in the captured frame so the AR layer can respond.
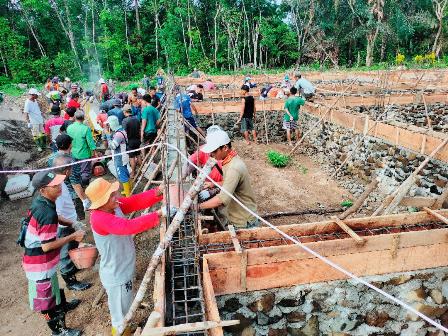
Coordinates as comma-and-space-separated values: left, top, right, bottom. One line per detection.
202, 258, 224, 336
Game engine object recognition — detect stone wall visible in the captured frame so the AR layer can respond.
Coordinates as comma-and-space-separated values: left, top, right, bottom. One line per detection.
217, 267, 448, 336
196, 110, 285, 143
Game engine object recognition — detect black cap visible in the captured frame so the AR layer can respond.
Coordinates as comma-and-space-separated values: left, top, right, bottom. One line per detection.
32, 170, 65, 189
56, 134, 72, 150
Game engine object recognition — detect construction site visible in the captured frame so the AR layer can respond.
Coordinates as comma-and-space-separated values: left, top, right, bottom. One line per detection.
3, 68, 448, 336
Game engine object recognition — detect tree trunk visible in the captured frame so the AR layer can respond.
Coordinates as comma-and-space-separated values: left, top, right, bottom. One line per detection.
213, 4, 220, 68
123, 1, 133, 66
22, 8, 46, 57
431, 0, 448, 57
134, 0, 141, 34
91, 0, 101, 72
0, 47, 8, 77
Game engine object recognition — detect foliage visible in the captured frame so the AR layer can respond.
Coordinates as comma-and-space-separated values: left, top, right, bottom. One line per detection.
395, 53, 405, 65
341, 200, 354, 208
266, 150, 291, 168
0, 0, 447, 83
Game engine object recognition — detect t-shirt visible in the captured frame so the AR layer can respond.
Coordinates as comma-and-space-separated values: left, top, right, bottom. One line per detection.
56, 182, 77, 224
44, 116, 65, 141
141, 105, 160, 134
24, 99, 43, 125
174, 94, 193, 118
294, 78, 315, 94
242, 96, 255, 119
96, 113, 108, 129
66, 121, 96, 159
67, 99, 80, 109
109, 129, 127, 167
90, 189, 162, 286
202, 81, 216, 91
122, 116, 141, 141
190, 92, 203, 101
189, 149, 223, 183
217, 155, 257, 227
283, 96, 305, 121
108, 107, 125, 124
22, 194, 60, 281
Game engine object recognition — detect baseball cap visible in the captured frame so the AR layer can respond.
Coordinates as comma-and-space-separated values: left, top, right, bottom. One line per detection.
28, 88, 41, 96
99, 78, 105, 84
201, 130, 231, 153
206, 125, 223, 135
71, 84, 78, 89
32, 171, 65, 189
123, 104, 132, 112
56, 133, 72, 150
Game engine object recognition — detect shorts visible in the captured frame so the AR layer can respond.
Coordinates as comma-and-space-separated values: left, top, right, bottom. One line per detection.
127, 139, 141, 158
31, 124, 44, 137
240, 118, 254, 132
282, 120, 298, 130
28, 273, 61, 312
143, 132, 157, 145
184, 116, 198, 128
116, 164, 130, 183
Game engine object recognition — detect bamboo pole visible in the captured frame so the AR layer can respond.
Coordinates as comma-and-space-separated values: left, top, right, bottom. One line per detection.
122, 158, 217, 330
288, 79, 358, 156
423, 207, 448, 225
338, 178, 379, 220
381, 138, 448, 215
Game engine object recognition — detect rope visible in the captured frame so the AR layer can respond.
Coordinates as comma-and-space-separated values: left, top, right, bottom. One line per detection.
2, 142, 448, 333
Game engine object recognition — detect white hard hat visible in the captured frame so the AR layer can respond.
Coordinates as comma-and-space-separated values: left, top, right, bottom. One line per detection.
28, 88, 40, 96
201, 130, 231, 153
106, 115, 120, 132
99, 78, 105, 84
206, 125, 223, 135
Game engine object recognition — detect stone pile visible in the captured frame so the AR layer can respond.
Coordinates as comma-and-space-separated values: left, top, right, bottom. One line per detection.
218, 267, 448, 336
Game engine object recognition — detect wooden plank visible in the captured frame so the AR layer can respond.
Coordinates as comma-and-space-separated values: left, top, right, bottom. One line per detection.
205, 228, 448, 270
331, 216, 365, 245
202, 258, 224, 336
153, 224, 166, 327
400, 197, 437, 208
199, 210, 448, 245
141, 320, 240, 336
423, 207, 448, 225
208, 241, 448, 295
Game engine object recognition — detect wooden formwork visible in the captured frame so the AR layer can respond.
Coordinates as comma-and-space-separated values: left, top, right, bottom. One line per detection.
199, 210, 448, 296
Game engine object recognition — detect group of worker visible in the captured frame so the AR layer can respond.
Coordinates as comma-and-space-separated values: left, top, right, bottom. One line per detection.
20, 69, 314, 336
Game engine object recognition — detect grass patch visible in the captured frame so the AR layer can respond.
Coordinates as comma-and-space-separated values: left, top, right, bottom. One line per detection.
0, 84, 27, 97
267, 150, 291, 168
341, 200, 354, 207
296, 164, 308, 175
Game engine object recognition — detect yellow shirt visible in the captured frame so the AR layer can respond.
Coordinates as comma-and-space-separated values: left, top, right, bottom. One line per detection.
217, 155, 257, 227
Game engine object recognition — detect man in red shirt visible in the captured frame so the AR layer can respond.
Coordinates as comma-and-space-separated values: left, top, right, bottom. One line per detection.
99, 78, 110, 102
66, 93, 81, 110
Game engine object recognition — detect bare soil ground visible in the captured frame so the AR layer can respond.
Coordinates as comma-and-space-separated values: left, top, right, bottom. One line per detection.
0, 90, 352, 335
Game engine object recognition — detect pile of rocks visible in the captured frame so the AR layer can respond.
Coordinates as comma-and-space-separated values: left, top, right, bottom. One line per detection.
218, 267, 448, 336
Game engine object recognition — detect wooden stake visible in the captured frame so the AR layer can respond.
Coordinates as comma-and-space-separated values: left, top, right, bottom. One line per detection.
331, 216, 365, 245
432, 185, 448, 209
382, 138, 448, 215
338, 179, 379, 220
228, 225, 242, 254
122, 158, 217, 330
262, 99, 269, 144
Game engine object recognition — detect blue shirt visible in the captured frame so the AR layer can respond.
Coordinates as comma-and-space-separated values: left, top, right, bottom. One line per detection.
174, 94, 193, 118
108, 107, 125, 124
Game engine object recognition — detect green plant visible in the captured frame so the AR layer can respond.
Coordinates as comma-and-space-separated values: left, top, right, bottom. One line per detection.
395, 53, 405, 65
424, 52, 436, 64
341, 200, 353, 207
414, 55, 424, 64
266, 150, 290, 168
296, 164, 308, 174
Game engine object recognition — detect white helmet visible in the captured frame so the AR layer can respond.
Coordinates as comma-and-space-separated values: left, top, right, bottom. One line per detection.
99, 78, 106, 84
28, 88, 40, 96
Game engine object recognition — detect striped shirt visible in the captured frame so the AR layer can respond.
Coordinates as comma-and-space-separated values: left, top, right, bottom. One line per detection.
22, 194, 60, 281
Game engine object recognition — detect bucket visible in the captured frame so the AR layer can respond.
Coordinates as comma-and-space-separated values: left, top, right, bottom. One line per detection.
69, 245, 98, 269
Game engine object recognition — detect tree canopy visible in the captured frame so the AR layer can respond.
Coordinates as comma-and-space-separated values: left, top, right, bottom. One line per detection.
0, 0, 447, 83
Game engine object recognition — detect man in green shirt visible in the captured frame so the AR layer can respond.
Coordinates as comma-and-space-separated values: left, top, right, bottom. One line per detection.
283, 87, 305, 146
67, 110, 97, 187
140, 94, 161, 154
199, 130, 258, 229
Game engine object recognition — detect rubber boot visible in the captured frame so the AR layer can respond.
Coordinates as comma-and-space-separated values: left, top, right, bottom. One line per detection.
38, 134, 46, 151
128, 178, 134, 192
121, 181, 131, 197
111, 327, 131, 336
59, 289, 80, 312
61, 272, 92, 291
33, 136, 42, 152
47, 312, 82, 336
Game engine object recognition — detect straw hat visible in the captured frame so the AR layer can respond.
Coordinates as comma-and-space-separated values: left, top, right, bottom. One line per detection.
85, 178, 119, 210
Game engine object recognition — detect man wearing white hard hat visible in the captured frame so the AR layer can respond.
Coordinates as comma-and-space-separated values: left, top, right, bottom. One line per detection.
24, 88, 46, 152
198, 130, 258, 229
